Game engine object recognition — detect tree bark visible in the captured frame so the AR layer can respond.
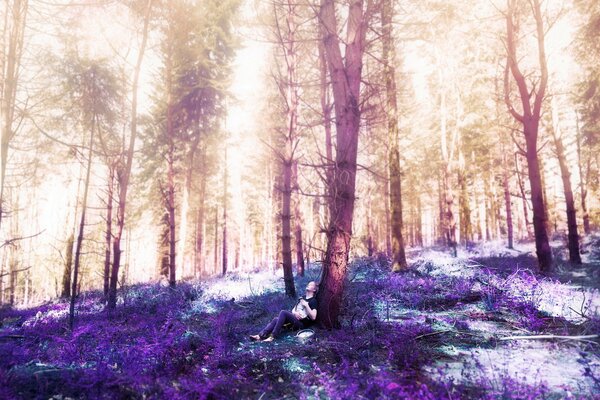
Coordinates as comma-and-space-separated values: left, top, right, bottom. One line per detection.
382, 0, 407, 272
504, 0, 552, 271
316, 0, 368, 328
293, 162, 305, 278
458, 162, 472, 245
281, 157, 296, 295
551, 101, 581, 264
502, 151, 514, 249
69, 115, 95, 330
0, 0, 28, 229
575, 112, 591, 235
103, 166, 114, 297
222, 148, 228, 276
108, 0, 153, 309
61, 233, 74, 298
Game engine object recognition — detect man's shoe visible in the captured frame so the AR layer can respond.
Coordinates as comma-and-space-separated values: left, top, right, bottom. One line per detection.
249, 334, 262, 341
262, 335, 275, 342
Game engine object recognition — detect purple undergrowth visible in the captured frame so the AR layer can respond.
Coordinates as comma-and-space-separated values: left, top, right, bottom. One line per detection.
1, 254, 597, 399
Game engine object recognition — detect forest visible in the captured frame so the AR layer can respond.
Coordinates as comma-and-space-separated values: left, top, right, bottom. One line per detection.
0, 0, 599, 398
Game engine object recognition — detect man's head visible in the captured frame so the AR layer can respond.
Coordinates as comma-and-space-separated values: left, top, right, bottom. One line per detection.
306, 281, 319, 294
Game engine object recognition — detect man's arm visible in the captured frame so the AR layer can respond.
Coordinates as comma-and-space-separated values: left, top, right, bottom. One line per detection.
300, 299, 317, 320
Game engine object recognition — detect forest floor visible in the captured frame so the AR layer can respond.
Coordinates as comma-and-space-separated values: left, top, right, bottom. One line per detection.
1, 237, 600, 399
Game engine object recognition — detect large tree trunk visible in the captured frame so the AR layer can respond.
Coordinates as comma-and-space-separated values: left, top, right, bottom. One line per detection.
108, 0, 153, 309
524, 132, 553, 269
316, 0, 368, 328
382, 0, 407, 272
69, 116, 95, 330
318, 19, 333, 225
504, 0, 552, 271
551, 104, 581, 264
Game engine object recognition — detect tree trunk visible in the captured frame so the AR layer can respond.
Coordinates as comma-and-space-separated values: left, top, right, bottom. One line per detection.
103, 166, 114, 298
502, 152, 514, 249
416, 193, 423, 246
195, 174, 206, 278
69, 115, 95, 330
318, 19, 333, 224
515, 153, 532, 239
458, 164, 472, 245
213, 206, 219, 275
222, 148, 228, 276
281, 156, 296, 296
0, 0, 28, 230
292, 162, 304, 278
62, 233, 74, 298
504, 0, 552, 271
316, 0, 368, 328
108, 0, 153, 309
575, 112, 591, 235
551, 103, 581, 264
382, 0, 407, 272
524, 132, 553, 270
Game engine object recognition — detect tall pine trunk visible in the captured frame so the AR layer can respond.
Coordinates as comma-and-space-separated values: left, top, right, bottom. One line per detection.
575, 112, 591, 235
69, 116, 95, 330
103, 166, 114, 297
382, 0, 407, 272
316, 0, 368, 328
502, 151, 514, 249
504, 0, 552, 270
108, 0, 153, 309
222, 148, 228, 276
551, 103, 581, 264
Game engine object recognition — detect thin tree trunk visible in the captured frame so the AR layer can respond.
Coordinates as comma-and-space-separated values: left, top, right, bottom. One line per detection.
108, 0, 153, 309
281, 155, 295, 294
502, 152, 514, 249
103, 166, 114, 298
69, 115, 95, 330
214, 206, 219, 275
0, 0, 28, 230
382, 0, 407, 272
416, 193, 423, 246
575, 112, 591, 235
222, 149, 228, 276
515, 153, 531, 239
458, 163, 472, 245
292, 162, 304, 278
551, 103, 581, 264
62, 233, 74, 298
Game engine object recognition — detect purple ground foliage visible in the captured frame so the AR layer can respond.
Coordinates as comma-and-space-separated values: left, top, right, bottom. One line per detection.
1, 253, 597, 399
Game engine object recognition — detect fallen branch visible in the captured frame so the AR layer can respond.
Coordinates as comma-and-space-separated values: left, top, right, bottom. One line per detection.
415, 329, 452, 340
0, 335, 25, 339
499, 334, 598, 341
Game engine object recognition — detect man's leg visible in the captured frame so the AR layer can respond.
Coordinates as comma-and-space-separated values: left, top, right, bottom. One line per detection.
271, 310, 302, 337
259, 317, 278, 338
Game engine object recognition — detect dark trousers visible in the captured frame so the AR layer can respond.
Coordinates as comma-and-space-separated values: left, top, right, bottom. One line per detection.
259, 310, 303, 338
